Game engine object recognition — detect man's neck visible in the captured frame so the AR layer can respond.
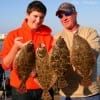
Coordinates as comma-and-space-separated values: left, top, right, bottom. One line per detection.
67, 24, 79, 32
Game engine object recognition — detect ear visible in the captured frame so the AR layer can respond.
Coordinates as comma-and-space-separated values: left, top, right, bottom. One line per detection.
25, 13, 29, 19
75, 12, 77, 16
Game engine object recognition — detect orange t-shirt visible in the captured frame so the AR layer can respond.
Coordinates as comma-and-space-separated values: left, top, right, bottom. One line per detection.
1, 20, 53, 89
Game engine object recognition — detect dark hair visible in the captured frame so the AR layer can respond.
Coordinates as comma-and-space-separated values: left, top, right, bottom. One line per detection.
26, 0, 47, 15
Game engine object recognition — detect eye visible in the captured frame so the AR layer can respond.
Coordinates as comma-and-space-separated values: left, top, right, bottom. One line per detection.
57, 14, 63, 19
33, 15, 38, 18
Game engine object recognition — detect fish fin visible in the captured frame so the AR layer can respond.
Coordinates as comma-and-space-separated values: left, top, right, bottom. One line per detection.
58, 78, 68, 88
81, 79, 92, 88
83, 88, 92, 95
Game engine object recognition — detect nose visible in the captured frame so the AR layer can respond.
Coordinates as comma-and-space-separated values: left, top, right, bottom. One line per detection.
36, 17, 44, 23
36, 17, 41, 23
61, 14, 68, 20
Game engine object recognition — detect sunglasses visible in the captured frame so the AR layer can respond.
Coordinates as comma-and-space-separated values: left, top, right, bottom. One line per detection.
57, 11, 73, 19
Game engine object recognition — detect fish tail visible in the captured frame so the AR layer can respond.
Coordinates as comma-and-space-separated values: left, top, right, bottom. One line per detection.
83, 88, 92, 95
42, 90, 52, 100
17, 83, 27, 93
81, 78, 92, 88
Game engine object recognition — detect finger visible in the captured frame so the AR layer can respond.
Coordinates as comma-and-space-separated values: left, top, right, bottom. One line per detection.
15, 37, 23, 41
23, 40, 33, 46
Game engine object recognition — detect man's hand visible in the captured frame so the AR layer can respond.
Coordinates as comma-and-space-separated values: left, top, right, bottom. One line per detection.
14, 37, 24, 50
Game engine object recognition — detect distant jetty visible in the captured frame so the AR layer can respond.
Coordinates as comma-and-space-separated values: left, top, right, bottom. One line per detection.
0, 34, 6, 51
0, 34, 6, 40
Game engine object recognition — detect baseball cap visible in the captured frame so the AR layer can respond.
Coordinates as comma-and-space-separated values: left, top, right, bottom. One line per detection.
56, 2, 76, 16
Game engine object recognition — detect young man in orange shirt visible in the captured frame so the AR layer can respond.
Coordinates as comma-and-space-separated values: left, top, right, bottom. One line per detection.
1, 1, 54, 100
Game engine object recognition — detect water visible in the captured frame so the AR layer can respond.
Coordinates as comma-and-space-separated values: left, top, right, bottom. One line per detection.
97, 54, 100, 76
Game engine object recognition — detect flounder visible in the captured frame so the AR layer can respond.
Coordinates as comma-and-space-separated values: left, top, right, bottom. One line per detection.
70, 33, 96, 95
50, 36, 71, 90
14, 41, 36, 93
36, 43, 57, 100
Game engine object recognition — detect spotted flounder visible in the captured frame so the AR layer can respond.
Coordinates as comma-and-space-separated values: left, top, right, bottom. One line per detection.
36, 43, 57, 100
14, 41, 36, 93
50, 36, 71, 89
70, 33, 96, 94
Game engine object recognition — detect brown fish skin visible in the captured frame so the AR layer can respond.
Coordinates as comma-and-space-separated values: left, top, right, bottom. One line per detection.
70, 33, 96, 88
50, 36, 71, 89
36, 43, 57, 100
14, 42, 36, 93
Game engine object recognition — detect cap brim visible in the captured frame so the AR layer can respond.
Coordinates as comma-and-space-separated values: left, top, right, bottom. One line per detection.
56, 10, 65, 16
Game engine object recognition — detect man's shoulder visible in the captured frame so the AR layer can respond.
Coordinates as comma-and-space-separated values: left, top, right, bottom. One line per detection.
40, 25, 52, 33
54, 29, 65, 39
54, 32, 61, 39
78, 25, 98, 37
5, 27, 22, 40
79, 26, 96, 32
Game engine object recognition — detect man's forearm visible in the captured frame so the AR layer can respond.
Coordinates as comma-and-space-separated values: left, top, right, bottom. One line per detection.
3, 45, 19, 68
